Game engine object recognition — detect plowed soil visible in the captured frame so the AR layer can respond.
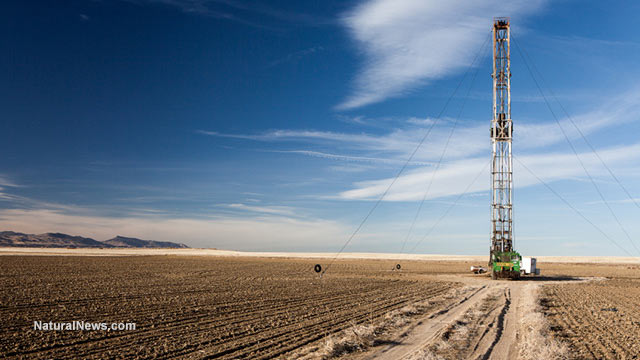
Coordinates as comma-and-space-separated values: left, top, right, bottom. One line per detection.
1, 255, 638, 359
0, 256, 462, 359
541, 277, 640, 359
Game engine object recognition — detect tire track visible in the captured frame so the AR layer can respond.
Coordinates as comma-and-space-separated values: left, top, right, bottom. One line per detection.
363, 285, 490, 360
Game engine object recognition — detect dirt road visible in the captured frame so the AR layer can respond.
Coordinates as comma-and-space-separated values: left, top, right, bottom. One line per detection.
364, 275, 579, 360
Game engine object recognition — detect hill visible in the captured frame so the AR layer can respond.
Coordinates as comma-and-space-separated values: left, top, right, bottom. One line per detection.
0, 231, 188, 249
103, 235, 188, 249
0, 231, 112, 248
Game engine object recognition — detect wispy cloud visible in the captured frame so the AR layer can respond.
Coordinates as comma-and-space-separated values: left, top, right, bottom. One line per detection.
207, 0, 331, 26
543, 34, 640, 54
517, 89, 640, 148
198, 129, 425, 157
125, 0, 328, 29
338, 0, 547, 109
0, 209, 348, 250
122, 0, 270, 29
226, 203, 296, 216
0, 175, 348, 249
127, 0, 232, 18
200, 87, 640, 164
339, 143, 640, 201
0, 175, 22, 188
270, 150, 433, 166
585, 198, 640, 206
200, 86, 640, 204
0, 175, 34, 207
267, 46, 325, 68
197, 129, 379, 143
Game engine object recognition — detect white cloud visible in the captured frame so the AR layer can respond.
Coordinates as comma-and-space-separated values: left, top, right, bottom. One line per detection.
338, 0, 546, 109
0, 175, 21, 188
271, 150, 433, 166
226, 203, 296, 216
517, 89, 640, 148
340, 143, 640, 201
340, 157, 489, 201
585, 198, 640, 207
201, 126, 476, 160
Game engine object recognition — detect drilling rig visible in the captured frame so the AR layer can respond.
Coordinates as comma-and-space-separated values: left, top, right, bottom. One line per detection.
489, 18, 521, 280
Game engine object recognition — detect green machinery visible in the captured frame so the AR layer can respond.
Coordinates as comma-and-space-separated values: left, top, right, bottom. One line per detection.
490, 250, 521, 280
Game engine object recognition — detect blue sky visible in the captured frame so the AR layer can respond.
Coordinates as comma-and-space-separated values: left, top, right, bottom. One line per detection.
2, 0, 640, 256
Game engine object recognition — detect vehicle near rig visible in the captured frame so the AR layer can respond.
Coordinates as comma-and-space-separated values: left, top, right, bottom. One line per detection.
490, 250, 521, 279
521, 256, 541, 276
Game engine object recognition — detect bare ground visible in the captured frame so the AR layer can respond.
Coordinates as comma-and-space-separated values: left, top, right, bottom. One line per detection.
1, 247, 639, 264
1, 256, 464, 359
350, 275, 576, 360
1, 253, 638, 359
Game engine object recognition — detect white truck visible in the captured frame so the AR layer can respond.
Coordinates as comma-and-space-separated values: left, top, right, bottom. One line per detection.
470, 265, 487, 274
521, 257, 540, 275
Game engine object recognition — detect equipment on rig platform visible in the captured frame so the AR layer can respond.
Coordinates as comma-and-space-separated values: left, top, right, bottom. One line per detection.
489, 18, 521, 280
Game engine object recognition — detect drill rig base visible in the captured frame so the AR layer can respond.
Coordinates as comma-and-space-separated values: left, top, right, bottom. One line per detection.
490, 250, 522, 280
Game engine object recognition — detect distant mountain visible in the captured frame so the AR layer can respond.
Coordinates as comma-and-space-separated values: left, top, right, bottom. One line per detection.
0, 231, 189, 249
103, 235, 188, 249
0, 231, 112, 248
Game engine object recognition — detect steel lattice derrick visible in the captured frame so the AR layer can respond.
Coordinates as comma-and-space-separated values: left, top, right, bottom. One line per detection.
491, 18, 513, 255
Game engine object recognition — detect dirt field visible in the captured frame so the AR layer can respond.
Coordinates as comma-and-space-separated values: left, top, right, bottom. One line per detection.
0, 256, 465, 359
1, 254, 639, 359
2, 247, 639, 265
540, 266, 640, 359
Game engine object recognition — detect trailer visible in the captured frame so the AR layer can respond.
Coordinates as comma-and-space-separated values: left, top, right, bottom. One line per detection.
521, 257, 541, 276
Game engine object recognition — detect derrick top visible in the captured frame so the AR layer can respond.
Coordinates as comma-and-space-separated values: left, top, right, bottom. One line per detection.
493, 17, 509, 29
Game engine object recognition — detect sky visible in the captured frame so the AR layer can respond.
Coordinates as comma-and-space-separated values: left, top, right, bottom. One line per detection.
2, 0, 640, 256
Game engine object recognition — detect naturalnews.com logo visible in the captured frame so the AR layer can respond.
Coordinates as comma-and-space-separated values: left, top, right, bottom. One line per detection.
33, 321, 136, 331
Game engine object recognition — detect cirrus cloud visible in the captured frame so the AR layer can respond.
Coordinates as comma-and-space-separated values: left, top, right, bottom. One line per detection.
338, 0, 547, 109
